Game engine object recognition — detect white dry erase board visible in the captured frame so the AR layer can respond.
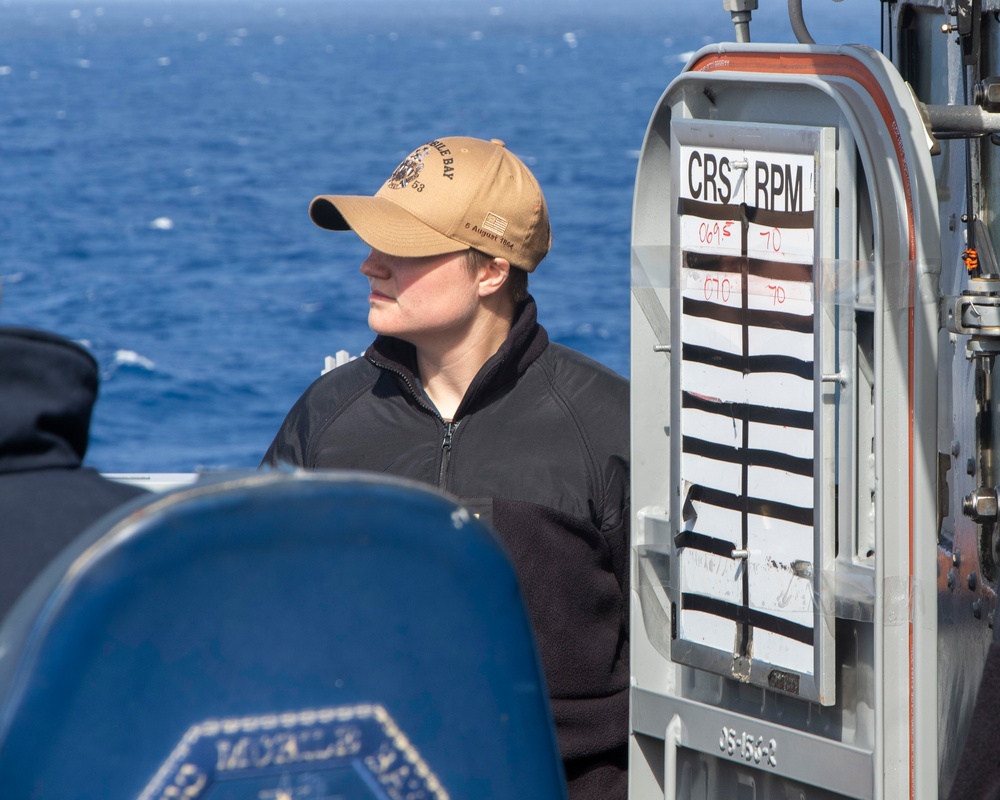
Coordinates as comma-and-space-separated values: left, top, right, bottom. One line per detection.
668, 119, 837, 705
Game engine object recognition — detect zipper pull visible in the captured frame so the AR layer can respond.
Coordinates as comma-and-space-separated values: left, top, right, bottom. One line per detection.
438, 421, 458, 489
442, 420, 456, 450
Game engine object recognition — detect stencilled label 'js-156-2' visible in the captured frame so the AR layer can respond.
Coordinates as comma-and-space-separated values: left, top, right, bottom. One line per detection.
719, 725, 778, 768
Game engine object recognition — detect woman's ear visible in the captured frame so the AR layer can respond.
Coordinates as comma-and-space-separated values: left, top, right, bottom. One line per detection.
478, 256, 511, 298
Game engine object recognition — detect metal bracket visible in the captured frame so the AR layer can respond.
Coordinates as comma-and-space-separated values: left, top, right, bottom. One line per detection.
947, 275, 1000, 355
956, 0, 982, 65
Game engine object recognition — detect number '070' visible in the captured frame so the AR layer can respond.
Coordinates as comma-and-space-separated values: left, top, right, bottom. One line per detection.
703, 276, 732, 303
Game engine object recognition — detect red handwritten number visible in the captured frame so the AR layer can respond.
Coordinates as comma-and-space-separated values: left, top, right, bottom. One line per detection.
759, 227, 781, 252
704, 276, 733, 303
767, 284, 786, 305
698, 221, 735, 246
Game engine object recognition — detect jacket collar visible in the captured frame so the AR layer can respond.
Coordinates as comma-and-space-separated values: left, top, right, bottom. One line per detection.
365, 295, 549, 420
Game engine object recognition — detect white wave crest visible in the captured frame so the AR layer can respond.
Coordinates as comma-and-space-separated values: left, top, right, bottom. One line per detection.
114, 349, 155, 371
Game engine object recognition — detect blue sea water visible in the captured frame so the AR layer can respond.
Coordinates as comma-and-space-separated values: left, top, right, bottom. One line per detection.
0, 0, 879, 473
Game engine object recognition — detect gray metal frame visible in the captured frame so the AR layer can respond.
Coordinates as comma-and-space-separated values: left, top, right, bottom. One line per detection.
630, 42, 942, 800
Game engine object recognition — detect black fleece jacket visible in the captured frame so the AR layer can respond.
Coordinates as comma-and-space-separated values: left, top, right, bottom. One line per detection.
263, 297, 630, 799
0, 327, 147, 620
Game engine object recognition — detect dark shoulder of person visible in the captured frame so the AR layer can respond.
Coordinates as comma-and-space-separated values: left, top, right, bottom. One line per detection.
535, 342, 629, 439
0, 326, 150, 620
0, 469, 148, 616
261, 355, 382, 468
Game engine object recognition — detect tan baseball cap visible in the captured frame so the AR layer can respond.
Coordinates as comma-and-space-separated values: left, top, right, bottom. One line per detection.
309, 137, 551, 272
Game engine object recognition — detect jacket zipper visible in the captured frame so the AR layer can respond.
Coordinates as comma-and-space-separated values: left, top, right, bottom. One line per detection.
372, 361, 435, 415
439, 420, 458, 489
368, 354, 460, 490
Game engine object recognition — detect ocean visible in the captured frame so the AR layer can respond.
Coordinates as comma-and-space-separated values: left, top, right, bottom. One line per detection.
0, 0, 879, 473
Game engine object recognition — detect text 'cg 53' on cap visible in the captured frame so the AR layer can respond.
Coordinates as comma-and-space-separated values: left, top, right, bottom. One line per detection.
308, 136, 551, 273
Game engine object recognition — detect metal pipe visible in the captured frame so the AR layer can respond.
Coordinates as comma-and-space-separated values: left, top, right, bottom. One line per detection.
925, 104, 1000, 136
788, 0, 816, 44
723, 0, 757, 43
731, 11, 752, 43
663, 714, 682, 800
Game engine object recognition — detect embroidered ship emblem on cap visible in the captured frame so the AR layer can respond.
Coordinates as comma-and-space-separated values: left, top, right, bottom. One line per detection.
481, 213, 508, 237
387, 146, 430, 190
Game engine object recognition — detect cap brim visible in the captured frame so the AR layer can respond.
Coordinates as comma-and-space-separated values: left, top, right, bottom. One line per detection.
309, 195, 468, 258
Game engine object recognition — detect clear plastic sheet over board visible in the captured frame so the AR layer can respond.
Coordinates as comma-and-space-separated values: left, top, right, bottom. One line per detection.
629, 246, 933, 670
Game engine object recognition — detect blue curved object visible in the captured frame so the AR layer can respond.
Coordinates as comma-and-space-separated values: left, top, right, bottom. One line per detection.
0, 471, 567, 799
